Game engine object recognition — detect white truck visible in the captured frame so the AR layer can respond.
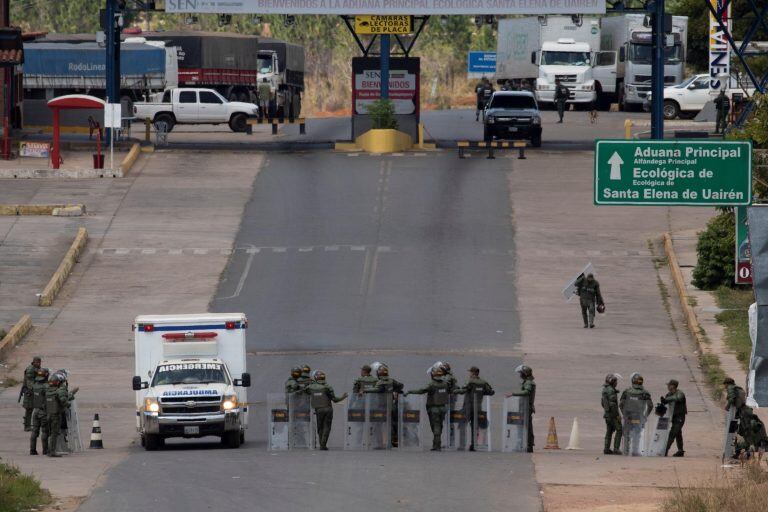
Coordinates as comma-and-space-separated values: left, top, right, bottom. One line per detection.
132, 87, 259, 133
257, 39, 305, 118
600, 14, 688, 111
496, 16, 602, 107
132, 313, 251, 451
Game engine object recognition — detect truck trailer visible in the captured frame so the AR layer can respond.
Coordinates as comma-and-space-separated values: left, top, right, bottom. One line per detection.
257, 38, 305, 118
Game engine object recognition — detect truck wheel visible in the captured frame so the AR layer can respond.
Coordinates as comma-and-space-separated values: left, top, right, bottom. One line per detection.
144, 434, 161, 451
663, 100, 680, 120
294, 95, 302, 118
229, 113, 248, 133
531, 134, 542, 148
154, 113, 175, 133
223, 430, 241, 448
239, 431, 245, 445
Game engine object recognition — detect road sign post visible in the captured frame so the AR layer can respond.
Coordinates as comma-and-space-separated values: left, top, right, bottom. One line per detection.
594, 140, 752, 206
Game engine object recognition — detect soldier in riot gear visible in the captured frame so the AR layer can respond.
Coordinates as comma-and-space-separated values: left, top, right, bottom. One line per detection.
574, 273, 603, 328
660, 379, 687, 457
601, 373, 622, 455
365, 364, 404, 447
29, 368, 50, 455
723, 377, 746, 418
406, 366, 455, 451
285, 366, 304, 393
297, 364, 312, 388
303, 370, 347, 450
619, 373, 653, 456
21, 356, 42, 431
458, 366, 494, 451
352, 364, 379, 394
508, 365, 536, 452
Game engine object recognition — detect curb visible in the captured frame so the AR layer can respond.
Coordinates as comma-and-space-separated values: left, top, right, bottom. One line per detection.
38, 227, 88, 307
120, 143, 141, 176
0, 204, 85, 216
663, 232, 707, 348
0, 168, 123, 179
0, 315, 32, 359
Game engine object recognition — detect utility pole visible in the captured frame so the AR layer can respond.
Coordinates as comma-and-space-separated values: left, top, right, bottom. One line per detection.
650, 0, 665, 140
380, 34, 390, 100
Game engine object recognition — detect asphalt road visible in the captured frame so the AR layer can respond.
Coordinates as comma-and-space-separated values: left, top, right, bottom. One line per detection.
78, 151, 539, 512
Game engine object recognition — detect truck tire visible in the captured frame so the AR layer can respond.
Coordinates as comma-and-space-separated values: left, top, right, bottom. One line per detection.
153, 113, 175, 133
144, 434, 162, 451
293, 94, 302, 118
223, 430, 241, 448
663, 100, 680, 120
229, 113, 248, 133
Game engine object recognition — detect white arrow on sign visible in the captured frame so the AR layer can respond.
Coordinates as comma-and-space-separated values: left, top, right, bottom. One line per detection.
608, 152, 624, 180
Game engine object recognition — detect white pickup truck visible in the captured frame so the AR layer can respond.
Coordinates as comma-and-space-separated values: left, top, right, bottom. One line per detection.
133, 87, 259, 132
646, 74, 754, 120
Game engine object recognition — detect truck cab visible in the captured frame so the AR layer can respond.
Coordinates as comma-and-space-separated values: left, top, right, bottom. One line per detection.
534, 39, 597, 106
132, 313, 250, 450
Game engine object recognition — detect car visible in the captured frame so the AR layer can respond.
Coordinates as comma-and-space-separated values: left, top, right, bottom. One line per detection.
645, 74, 755, 120
483, 91, 542, 147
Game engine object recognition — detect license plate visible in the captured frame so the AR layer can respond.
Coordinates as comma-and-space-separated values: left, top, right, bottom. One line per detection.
183, 426, 199, 435
508, 127, 518, 132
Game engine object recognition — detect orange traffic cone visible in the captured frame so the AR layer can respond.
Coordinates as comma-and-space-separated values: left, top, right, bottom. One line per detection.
544, 416, 560, 449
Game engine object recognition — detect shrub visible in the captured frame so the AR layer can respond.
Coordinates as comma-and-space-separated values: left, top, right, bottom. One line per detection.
692, 210, 735, 290
0, 461, 51, 512
366, 99, 398, 130
662, 464, 768, 512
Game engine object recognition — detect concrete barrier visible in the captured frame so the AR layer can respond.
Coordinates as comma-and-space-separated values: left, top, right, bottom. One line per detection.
120, 143, 141, 176
356, 129, 413, 153
38, 227, 88, 307
0, 315, 32, 359
663, 232, 705, 346
0, 204, 86, 216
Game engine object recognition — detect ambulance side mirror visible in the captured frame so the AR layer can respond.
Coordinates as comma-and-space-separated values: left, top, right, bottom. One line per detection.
132, 376, 148, 391
235, 373, 251, 388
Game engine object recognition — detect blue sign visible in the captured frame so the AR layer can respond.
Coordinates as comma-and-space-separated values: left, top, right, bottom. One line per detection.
468, 51, 496, 75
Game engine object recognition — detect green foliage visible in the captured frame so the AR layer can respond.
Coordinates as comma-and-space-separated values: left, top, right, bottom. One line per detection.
0, 461, 51, 512
692, 211, 735, 290
714, 286, 755, 370
366, 99, 398, 129
728, 93, 768, 199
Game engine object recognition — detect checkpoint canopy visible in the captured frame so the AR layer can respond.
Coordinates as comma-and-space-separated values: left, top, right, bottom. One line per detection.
165, 0, 607, 15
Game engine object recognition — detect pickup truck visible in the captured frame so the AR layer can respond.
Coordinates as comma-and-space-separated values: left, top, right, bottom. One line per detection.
133, 87, 259, 132
646, 74, 754, 120
483, 91, 543, 147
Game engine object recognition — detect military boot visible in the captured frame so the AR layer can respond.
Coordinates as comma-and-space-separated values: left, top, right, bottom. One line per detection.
29, 437, 38, 455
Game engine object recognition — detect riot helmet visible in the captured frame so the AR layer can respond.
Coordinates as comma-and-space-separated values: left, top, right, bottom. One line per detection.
630, 372, 644, 386
313, 370, 326, 383
605, 373, 621, 386
377, 365, 389, 377
290, 366, 302, 379
515, 364, 533, 379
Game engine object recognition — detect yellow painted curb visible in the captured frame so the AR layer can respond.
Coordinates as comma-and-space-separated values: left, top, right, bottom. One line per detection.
663, 233, 707, 349
356, 129, 413, 154
0, 204, 86, 216
121, 143, 141, 176
140, 145, 155, 153
39, 227, 88, 307
0, 314, 32, 359
334, 142, 360, 152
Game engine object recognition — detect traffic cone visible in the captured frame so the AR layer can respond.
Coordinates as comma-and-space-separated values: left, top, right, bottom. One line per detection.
565, 417, 582, 450
89, 414, 103, 449
544, 416, 560, 449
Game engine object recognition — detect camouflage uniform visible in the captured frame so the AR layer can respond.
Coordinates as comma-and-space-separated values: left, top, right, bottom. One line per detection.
601, 382, 622, 454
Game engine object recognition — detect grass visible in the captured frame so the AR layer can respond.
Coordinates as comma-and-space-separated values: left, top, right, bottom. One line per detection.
713, 286, 755, 370
0, 460, 51, 512
700, 353, 727, 400
662, 464, 768, 512
0, 377, 19, 389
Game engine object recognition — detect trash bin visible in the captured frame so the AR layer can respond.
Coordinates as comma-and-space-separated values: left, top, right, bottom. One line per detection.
93, 153, 104, 169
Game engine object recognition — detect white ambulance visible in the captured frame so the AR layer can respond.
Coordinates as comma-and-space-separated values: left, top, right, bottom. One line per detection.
132, 313, 250, 450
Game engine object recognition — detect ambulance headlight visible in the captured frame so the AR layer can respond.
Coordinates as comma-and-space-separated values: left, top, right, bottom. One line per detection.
222, 395, 238, 411
145, 398, 159, 413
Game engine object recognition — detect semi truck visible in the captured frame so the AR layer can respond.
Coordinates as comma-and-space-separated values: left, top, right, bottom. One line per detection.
132, 313, 251, 451
257, 38, 305, 118
496, 16, 602, 107
600, 13, 688, 111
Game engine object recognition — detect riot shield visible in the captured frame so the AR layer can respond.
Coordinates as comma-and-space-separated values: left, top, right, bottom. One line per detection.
267, 393, 289, 451
367, 393, 392, 450
502, 395, 529, 452
470, 395, 492, 452
642, 403, 675, 456
398, 394, 424, 451
622, 396, 650, 456
288, 392, 312, 449
442, 394, 467, 450
57, 400, 83, 453
344, 393, 367, 450
722, 407, 738, 461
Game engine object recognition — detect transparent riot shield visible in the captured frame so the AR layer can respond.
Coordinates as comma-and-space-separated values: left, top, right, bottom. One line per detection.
57, 400, 83, 453
622, 396, 650, 456
470, 395, 492, 452
442, 394, 467, 450
288, 392, 312, 449
367, 393, 392, 450
722, 407, 738, 462
267, 393, 289, 451
642, 403, 675, 456
502, 396, 529, 452
344, 393, 367, 450
398, 394, 424, 451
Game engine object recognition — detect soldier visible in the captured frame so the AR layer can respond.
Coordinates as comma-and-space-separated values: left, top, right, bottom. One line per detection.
303, 370, 347, 450
297, 364, 312, 388
508, 365, 536, 452
601, 373, 622, 455
352, 364, 378, 394
258, 78, 272, 120
714, 89, 730, 134
475, 77, 494, 121
29, 368, 50, 455
285, 366, 304, 393
440, 362, 458, 389
554, 78, 570, 123
21, 356, 41, 431
660, 379, 687, 457
574, 273, 604, 328
723, 377, 746, 418
365, 364, 404, 447
736, 406, 768, 461
405, 365, 454, 451
45, 373, 71, 457
619, 373, 653, 456
458, 366, 494, 451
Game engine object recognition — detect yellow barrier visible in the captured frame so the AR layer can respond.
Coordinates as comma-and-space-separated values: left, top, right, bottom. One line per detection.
624, 119, 633, 139
121, 143, 141, 176
39, 227, 88, 307
0, 315, 32, 359
356, 129, 413, 153
0, 204, 85, 216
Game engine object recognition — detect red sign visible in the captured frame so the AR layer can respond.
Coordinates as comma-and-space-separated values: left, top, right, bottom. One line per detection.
737, 261, 753, 284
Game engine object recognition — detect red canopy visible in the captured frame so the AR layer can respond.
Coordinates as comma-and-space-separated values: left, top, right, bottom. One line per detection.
47, 95, 105, 169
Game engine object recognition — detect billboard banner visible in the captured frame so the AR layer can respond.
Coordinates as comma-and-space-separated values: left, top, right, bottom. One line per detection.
166, 0, 606, 15
708, 0, 731, 91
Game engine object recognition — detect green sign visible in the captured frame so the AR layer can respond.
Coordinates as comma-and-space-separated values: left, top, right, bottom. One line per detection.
594, 140, 752, 206
735, 206, 752, 284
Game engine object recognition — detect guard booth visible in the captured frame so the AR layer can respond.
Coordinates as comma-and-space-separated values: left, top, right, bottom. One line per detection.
47, 94, 105, 169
